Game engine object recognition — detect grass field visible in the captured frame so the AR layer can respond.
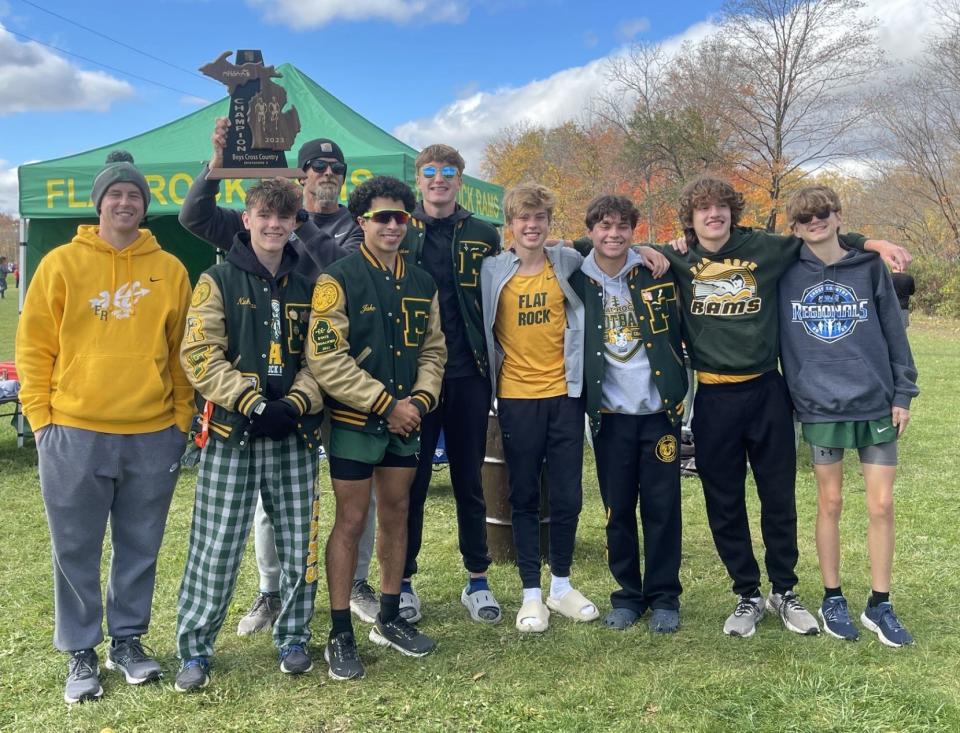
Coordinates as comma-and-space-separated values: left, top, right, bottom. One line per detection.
0, 290, 958, 732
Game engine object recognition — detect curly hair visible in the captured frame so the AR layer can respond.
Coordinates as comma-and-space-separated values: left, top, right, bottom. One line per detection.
245, 178, 301, 218
585, 195, 639, 231
678, 176, 745, 245
785, 186, 842, 228
348, 176, 417, 218
503, 183, 556, 223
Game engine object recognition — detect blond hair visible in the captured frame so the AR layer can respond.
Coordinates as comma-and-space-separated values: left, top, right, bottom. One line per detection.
503, 183, 556, 223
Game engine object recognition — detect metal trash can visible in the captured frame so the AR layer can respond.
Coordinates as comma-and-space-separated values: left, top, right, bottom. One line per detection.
482, 411, 549, 564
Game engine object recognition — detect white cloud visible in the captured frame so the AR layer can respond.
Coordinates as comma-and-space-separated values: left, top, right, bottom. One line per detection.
392, 20, 717, 172
616, 17, 650, 42
393, 0, 945, 174
0, 161, 19, 215
180, 95, 212, 107
0, 25, 134, 115
247, 0, 469, 29
862, 0, 941, 65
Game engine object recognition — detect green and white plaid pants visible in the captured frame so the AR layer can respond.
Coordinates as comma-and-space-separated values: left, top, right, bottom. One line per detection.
176, 434, 319, 659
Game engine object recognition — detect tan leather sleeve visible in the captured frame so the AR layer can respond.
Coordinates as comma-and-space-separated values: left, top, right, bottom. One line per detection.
305, 274, 396, 417
179, 273, 257, 412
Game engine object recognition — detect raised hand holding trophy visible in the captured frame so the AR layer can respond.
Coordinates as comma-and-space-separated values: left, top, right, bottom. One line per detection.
201, 50, 302, 179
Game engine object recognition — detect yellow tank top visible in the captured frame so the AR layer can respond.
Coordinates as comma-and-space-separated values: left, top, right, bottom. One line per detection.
494, 263, 568, 399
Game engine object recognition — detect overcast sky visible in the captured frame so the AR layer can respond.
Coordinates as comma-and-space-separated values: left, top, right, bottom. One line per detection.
0, 0, 942, 214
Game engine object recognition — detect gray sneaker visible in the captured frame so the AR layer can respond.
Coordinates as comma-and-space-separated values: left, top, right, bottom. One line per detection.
767, 591, 819, 636
236, 592, 281, 636
723, 594, 765, 637
350, 579, 379, 624
399, 586, 422, 624
105, 637, 162, 684
64, 649, 103, 704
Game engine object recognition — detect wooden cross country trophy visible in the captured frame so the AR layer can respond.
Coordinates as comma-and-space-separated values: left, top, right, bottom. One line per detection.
201, 50, 302, 179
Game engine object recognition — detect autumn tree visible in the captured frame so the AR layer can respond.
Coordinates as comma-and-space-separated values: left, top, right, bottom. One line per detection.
597, 41, 736, 240
686, 0, 884, 231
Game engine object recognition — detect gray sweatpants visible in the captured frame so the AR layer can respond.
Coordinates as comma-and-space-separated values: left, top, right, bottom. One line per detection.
38, 424, 184, 652
255, 481, 377, 590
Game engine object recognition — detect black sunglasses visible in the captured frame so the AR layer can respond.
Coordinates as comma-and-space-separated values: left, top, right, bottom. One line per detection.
795, 207, 835, 225
306, 159, 347, 176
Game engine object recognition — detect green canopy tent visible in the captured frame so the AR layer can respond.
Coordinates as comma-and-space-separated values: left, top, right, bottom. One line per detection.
17, 63, 503, 289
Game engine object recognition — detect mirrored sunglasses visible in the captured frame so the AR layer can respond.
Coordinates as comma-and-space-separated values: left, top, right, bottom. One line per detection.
306, 159, 347, 176
421, 165, 458, 180
795, 207, 835, 225
362, 209, 411, 225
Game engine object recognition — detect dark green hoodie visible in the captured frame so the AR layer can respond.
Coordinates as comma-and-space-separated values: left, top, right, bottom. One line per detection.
656, 228, 867, 376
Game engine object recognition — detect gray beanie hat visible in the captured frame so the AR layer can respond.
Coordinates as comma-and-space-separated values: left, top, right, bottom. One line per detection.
91, 150, 151, 214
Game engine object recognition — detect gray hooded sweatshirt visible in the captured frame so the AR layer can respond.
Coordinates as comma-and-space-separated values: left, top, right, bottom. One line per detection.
778, 245, 919, 423
581, 249, 663, 415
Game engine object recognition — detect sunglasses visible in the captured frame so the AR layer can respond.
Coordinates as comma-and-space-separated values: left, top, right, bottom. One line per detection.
794, 207, 835, 225
421, 165, 458, 180
305, 159, 347, 176
362, 209, 411, 225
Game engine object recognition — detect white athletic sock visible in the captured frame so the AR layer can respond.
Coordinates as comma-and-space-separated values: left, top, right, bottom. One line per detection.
522, 587, 542, 605
550, 574, 572, 599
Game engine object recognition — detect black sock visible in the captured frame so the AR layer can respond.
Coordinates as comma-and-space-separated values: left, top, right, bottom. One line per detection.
741, 588, 760, 600
869, 590, 890, 607
329, 608, 353, 640
823, 586, 843, 600
380, 592, 401, 623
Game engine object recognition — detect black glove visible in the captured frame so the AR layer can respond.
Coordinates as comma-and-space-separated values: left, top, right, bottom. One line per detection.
249, 399, 298, 440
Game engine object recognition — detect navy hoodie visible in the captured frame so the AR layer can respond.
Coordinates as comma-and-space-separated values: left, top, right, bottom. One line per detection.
778, 245, 918, 423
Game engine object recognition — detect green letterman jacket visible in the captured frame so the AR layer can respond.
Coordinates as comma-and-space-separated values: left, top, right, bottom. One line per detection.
399, 210, 499, 377
180, 234, 324, 450
571, 264, 688, 436
306, 244, 446, 439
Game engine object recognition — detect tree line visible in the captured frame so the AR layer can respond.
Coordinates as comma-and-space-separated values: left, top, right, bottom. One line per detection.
482, 0, 960, 315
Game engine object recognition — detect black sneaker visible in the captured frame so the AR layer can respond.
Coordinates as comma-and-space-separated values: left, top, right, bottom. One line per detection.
369, 614, 436, 657
64, 649, 103, 704
174, 656, 210, 693
106, 636, 162, 684
324, 631, 365, 681
279, 643, 313, 674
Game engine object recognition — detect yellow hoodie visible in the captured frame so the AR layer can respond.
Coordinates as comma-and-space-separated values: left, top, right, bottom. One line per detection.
16, 225, 194, 434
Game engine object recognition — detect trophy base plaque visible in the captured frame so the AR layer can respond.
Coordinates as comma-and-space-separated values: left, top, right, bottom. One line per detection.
206, 167, 303, 180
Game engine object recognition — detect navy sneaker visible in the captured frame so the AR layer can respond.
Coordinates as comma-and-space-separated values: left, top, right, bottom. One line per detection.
174, 656, 210, 692
819, 596, 859, 641
279, 643, 313, 674
861, 600, 914, 647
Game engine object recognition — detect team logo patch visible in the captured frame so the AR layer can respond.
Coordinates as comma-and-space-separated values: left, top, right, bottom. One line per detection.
310, 318, 340, 354
791, 279, 869, 343
690, 258, 761, 316
191, 281, 211, 307
655, 434, 678, 463
312, 281, 340, 313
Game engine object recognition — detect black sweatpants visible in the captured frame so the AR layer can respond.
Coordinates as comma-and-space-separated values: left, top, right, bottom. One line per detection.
405, 374, 492, 577
497, 395, 584, 588
691, 370, 798, 597
594, 412, 682, 613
